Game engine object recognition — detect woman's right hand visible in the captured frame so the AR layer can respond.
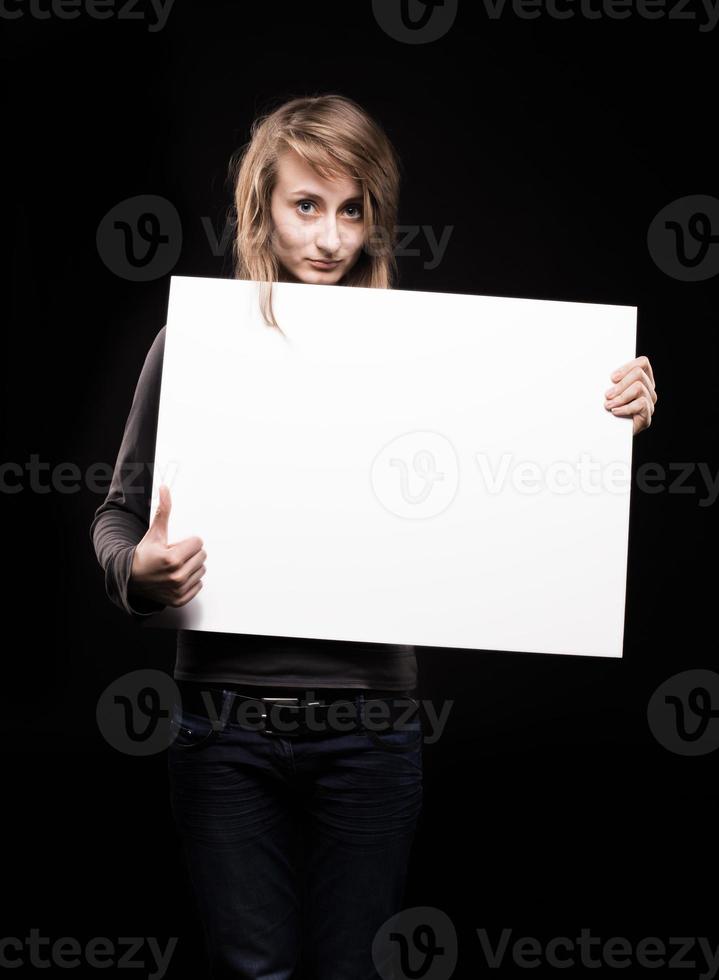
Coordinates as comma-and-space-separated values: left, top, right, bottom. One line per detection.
129, 484, 207, 608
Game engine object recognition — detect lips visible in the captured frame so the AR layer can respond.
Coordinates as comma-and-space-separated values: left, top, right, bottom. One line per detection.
308, 259, 340, 267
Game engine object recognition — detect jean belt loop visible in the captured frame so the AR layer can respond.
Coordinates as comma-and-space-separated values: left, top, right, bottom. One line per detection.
358, 690, 366, 730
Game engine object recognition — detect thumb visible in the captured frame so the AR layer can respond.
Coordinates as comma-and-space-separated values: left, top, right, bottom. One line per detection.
149, 484, 171, 542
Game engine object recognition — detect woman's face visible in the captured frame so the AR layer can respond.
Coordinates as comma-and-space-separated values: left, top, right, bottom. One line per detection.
269, 147, 366, 285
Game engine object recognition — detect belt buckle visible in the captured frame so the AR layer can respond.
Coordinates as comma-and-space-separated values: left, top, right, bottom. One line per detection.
260, 696, 305, 737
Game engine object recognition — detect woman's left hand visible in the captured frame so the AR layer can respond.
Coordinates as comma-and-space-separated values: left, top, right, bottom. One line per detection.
604, 355, 658, 435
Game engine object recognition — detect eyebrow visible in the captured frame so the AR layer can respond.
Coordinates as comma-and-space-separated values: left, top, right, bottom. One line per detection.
289, 188, 363, 204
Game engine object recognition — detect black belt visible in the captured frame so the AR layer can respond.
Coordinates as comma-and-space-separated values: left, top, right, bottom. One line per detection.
175, 681, 419, 739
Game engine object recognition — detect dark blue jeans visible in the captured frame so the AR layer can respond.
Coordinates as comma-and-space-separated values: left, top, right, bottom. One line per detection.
167, 683, 424, 979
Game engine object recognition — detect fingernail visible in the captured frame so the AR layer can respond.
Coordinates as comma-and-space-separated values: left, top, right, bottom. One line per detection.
606, 387, 616, 397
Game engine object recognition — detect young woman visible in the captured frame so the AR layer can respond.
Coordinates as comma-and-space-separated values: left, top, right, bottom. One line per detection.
90, 94, 658, 980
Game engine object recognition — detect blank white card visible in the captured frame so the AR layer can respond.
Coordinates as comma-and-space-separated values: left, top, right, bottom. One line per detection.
144, 275, 636, 658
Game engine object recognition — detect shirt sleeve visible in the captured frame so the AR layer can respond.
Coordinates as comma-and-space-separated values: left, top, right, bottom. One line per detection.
89, 324, 168, 618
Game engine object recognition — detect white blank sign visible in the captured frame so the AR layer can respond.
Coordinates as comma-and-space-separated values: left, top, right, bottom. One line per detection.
145, 275, 636, 658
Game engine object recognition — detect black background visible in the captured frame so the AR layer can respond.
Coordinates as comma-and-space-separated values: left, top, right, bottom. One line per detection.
3, 0, 718, 976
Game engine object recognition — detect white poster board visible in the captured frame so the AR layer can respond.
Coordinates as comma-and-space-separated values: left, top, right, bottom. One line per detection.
145, 275, 636, 658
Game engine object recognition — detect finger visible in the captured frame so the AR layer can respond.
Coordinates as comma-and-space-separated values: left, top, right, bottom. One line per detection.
632, 365, 656, 398
610, 394, 653, 421
640, 355, 655, 388
605, 379, 646, 408
172, 581, 203, 608
149, 485, 171, 542
611, 355, 655, 388
606, 378, 655, 409
175, 563, 206, 597
606, 367, 656, 403
167, 548, 206, 585
167, 535, 205, 567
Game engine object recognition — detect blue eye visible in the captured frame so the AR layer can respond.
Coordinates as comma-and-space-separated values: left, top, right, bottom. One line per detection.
296, 200, 363, 219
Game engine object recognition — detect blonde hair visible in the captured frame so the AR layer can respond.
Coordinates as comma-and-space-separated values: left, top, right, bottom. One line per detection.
228, 93, 402, 330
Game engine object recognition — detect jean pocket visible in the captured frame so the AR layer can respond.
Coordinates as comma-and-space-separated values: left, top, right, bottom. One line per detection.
169, 693, 232, 752
361, 702, 424, 754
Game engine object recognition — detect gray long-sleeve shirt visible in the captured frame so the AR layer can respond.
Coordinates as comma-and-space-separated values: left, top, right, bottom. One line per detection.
89, 325, 418, 691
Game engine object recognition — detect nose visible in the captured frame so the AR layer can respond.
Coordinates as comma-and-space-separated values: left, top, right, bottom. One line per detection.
315, 214, 341, 255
